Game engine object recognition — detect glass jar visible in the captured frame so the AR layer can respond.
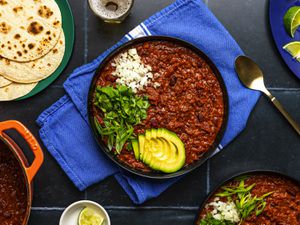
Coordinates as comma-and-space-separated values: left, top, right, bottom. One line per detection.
88, 0, 134, 23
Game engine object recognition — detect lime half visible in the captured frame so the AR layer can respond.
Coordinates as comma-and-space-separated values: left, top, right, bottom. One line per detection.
283, 41, 300, 61
78, 207, 104, 225
284, 6, 300, 37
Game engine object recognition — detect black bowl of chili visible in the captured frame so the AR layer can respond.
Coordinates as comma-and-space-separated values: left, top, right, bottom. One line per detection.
194, 170, 300, 225
87, 36, 229, 179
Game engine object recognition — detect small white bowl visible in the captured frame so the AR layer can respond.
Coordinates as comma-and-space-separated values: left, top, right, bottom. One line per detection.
59, 200, 111, 225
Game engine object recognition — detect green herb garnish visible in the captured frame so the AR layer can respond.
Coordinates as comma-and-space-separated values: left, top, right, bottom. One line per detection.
199, 213, 235, 225
94, 85, 150, 153
216, 178, 273, 224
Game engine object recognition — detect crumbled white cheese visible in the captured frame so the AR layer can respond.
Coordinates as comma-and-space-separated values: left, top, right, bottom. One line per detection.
153, 82, 161, 88
111, 48, 154, 93
207, 197, 240, 223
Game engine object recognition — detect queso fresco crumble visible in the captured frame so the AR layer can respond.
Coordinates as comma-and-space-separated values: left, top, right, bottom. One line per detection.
111, 48, 160, 93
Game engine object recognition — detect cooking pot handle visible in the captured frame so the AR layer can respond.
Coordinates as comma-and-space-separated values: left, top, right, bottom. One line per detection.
0, 120, 44, 183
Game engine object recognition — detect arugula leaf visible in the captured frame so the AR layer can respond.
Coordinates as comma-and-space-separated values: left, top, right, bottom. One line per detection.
94, 85, 150, 153
99, 86, 117, 97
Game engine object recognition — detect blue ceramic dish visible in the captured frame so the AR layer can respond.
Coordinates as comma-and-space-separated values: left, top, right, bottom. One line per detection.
270, 0, 300, 79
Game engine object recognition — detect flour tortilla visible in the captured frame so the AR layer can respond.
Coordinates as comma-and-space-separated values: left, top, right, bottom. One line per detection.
0, 75, 11, 87
0, 82, 37, 101
0, 0, 62, 62
0, 30, 65, 83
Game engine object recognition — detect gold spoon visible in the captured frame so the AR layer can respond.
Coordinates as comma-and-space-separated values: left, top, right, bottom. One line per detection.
235, 55, 300, 135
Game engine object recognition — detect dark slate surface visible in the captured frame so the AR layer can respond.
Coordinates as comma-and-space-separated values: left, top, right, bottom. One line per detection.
0, 0, 299, 225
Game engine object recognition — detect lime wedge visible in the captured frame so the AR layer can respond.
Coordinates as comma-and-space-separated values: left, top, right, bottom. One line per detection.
283, 41, 300, 61
284, 6, 300, 37
78, 207, 104, 225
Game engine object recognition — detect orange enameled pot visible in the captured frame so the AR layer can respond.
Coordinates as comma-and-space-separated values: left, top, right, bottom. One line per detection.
0, 120, 44, 225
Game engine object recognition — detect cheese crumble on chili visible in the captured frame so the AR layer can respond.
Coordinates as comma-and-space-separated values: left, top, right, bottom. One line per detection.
111, 48, 156, 93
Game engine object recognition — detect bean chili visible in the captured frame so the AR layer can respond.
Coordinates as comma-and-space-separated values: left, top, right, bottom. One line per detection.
93, 40, 225, 172
199, 174, 300, 224
0, 142, 28, 225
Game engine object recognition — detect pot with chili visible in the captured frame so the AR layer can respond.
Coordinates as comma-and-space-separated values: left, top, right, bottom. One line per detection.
0, 120, 44, 225
195, 171, 300, 225
88, 36, 228, 178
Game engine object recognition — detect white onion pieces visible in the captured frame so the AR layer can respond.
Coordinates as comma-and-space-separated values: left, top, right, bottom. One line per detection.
206, 197, 240, 223
111, 48, 153, 93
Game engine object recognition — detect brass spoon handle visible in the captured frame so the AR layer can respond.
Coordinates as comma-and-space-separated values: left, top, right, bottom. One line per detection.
264, 90, 300, 135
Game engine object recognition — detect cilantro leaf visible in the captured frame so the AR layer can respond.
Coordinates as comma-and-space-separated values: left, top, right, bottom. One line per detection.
94, 85, 150, 153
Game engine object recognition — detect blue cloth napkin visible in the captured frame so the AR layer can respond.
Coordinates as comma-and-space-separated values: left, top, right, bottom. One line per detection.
36, 0, 260, 204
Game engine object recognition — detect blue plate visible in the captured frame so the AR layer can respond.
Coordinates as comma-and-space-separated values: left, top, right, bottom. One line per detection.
270, 0, 300, 79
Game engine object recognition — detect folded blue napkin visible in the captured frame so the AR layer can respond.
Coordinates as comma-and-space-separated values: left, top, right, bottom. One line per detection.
37, 0, 260, 204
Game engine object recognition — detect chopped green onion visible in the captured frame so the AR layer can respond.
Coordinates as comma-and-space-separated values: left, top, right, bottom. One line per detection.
93, 85, 150, 153
214, 177, 273, 224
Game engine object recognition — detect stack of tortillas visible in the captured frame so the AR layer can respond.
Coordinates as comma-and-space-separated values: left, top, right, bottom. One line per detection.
0, 0, 65, 101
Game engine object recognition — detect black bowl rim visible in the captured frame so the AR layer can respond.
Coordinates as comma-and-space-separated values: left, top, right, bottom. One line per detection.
193, 169, 300, 224
87, 35, 229, 179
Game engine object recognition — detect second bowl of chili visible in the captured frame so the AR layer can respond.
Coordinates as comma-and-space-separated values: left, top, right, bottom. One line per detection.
194, 171, 300, 225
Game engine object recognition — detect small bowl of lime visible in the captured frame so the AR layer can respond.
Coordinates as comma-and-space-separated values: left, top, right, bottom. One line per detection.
59, 200, 110, 225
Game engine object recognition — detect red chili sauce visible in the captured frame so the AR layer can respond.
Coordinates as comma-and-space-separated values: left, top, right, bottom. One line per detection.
199, 174, 300, 224
93, 41, 225, 172
0, 141, 28, 225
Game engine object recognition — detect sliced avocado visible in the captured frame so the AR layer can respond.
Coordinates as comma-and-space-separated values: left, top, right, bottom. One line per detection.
151, 137, 164, 158
137, 128, 186, 173
165, 139, 177, 163
151, 138, 175, 172
158, 137, 177, 163
138, 134, 145, 159
142, 129, 157, 163
142, 130, 152, 162
150, 128, 157, 139
144, 138, 160, 165
132, 139, 139, 160
154, 138, 170, 161
145, 129, 152, 141
156, 128, 164, 137
156, 129, 186, 173
148, 138, 165, 170
142, 139, 151, 164
149, 158, 161, 171
164, 130, 185, 164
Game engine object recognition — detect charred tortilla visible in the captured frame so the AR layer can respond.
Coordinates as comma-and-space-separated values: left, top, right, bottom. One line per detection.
0, 30, 65, 83
0, 0, 62, 62
0, 76, 11, 87
0, 82, 37, 101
